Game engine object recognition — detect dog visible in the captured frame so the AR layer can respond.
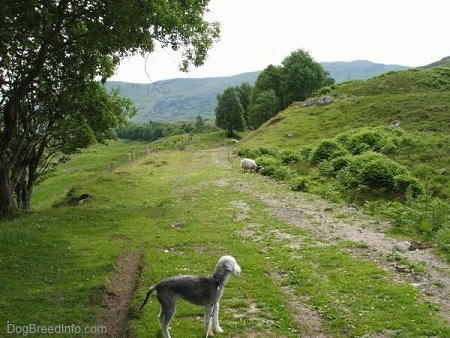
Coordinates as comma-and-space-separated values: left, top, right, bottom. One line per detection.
139, 255, 241, 338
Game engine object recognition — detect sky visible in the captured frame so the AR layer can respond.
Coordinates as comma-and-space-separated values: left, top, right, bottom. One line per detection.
109, 0, 449, 83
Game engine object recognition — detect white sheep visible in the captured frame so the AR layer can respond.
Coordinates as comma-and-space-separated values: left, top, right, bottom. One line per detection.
240, 158, 258, 172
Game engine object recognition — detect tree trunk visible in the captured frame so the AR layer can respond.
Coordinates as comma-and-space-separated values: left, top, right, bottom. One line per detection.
0, 164, 14, 220
227, 126, 234, 138
15, 172, 33, 212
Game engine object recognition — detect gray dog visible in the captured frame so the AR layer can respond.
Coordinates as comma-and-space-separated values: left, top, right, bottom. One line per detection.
139, 255, 241, 338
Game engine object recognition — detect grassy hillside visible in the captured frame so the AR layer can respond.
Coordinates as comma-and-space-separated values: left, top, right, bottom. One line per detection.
238, 66, 450, 251
107, 61, 407, 122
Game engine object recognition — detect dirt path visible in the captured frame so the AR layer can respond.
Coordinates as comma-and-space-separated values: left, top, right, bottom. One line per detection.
97, 249, 143, 337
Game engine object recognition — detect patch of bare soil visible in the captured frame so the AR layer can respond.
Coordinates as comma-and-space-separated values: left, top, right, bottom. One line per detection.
97, 249, 143, 337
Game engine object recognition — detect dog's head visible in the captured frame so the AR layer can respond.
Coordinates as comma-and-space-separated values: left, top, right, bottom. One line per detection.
217, 255, 241, 275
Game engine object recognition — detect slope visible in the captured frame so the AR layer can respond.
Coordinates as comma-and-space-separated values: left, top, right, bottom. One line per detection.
107, 60, 408, 122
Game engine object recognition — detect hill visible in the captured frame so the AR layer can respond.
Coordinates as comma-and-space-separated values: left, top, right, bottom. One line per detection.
107, 60, 408, 122
421, 56, 450, 69
237, 65, 450, 247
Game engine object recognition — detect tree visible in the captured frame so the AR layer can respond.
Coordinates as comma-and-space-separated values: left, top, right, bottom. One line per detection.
247, 50, 334, 128
280, 49, 330, 107
215, 88, 245, 138
249, 89, 280, 128
248, 65, 283, 128
235, 82, 253, 126
0, 0, 220, 219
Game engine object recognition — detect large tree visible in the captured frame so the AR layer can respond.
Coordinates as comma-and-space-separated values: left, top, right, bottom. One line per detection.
215, 87, 245, 138
248, 65, 283, 128
248, 89, 280, 129
0, 0, 219, 219
280, 49, 331, 107
248, 49, 334, 128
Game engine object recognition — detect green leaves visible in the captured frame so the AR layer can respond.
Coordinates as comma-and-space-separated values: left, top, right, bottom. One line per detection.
215, 87, 245, 137
0, 0, 220, 217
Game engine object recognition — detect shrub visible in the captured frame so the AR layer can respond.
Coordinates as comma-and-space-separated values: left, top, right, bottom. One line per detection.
320, 155, 355, 176
280, 150, 301, 164
393, 174, 423, 198
334, 152, 416, 199
256, 155, 283, 177
299, 146, 313, 161
237, 148, 260, 159
356, 153, 404, 191
273, 165, 294, 181
291, 176, 311, 192
436, 226, 450, 253
310, 140, 347, 164
335, 126, 409, 156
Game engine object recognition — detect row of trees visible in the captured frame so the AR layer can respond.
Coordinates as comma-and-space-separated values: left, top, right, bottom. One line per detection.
117, 116, 218, 141
215, 49, 334, 136
0, 0, 219, 220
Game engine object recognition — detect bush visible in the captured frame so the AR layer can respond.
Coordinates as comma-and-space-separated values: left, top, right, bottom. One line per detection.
334, 152, 414, 199
320, 155, 354, 176
336, 126, 409, 156
280, 150, 301, 164
310, 140, 347, 164
256, 155, 282, 177
436, 226, 450, 253
393, 174, 423, 197
237, 148, 260, 159
237, 147, 275, 159
291, 176, 311, 192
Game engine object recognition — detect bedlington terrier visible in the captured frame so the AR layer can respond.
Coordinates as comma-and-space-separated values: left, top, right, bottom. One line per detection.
139, 255, 241, 338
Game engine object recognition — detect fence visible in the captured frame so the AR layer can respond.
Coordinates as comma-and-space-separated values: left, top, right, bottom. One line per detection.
108, 146, 156, 172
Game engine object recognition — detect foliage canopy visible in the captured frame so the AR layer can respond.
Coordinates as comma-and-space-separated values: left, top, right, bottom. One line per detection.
0, 0, 219, 219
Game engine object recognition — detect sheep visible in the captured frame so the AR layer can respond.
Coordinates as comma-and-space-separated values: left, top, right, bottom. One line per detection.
240, 158, 258, 172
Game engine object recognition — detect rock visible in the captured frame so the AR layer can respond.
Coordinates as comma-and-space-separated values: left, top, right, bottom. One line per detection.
303, 98, 316, 107
316, 95, 334, 106
393, 241, 411, 252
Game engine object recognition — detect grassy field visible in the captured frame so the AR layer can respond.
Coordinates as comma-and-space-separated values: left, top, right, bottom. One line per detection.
1, 137, 449, 337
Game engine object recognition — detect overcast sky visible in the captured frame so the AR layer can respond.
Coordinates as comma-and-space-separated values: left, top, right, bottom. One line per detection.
109, 0, 449, 83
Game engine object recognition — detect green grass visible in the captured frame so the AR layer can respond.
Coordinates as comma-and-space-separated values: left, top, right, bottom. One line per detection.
1, 138, 449, 337
1, 67, 449, 335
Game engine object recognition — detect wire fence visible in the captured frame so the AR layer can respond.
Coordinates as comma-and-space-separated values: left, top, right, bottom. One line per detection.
107, 146, 156, 172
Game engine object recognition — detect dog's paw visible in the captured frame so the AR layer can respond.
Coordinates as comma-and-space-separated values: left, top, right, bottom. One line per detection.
214, 326, 224, 333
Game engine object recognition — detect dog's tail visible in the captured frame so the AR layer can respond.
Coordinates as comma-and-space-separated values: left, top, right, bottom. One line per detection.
139, 285, 156, 313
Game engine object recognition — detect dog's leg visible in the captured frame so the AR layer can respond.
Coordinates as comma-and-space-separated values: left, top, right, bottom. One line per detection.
212, 301, 223, 333
205, 303, 215, 337
158, 301, 175, 338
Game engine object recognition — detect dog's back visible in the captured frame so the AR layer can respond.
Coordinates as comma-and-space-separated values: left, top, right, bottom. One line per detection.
156, 275, 220, 306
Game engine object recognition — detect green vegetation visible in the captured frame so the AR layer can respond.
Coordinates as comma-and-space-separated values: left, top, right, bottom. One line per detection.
1, 139, 448, 337
215, 49, 333, 134
1, 0, 219, 220
116, 117, 219, 142
106, 60, 408, 123
238, 66, 450, 254
215, 87, 246, 137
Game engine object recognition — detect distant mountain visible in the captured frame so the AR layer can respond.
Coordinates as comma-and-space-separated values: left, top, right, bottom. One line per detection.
107, 72, 259, 123
107, 60, 408, 122
322, 60, 409, 82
